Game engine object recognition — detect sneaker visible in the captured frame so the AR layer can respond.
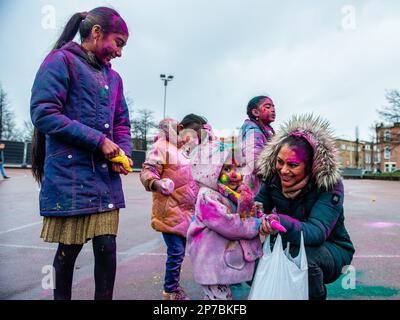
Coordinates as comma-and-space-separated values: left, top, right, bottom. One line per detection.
3, 176, 10, 179
162, 286, 189, 300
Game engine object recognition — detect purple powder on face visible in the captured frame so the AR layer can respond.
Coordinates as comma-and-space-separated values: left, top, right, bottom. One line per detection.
291, 146, 308, 164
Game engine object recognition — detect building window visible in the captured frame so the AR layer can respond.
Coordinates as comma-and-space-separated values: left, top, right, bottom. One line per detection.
365, 154, 371, 164
384, 146, 391, 160
384, 162, 397, 173
365, 145, 370, 151
384, 130, 391, 141
341, 144, 346, 150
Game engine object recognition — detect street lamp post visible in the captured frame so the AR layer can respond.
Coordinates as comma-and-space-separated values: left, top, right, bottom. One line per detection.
160, 74, 174, 119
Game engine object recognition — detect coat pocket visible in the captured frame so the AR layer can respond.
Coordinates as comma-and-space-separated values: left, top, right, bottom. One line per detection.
41, 148, 75, 212
223, 241, 245, 270
240, 238, 263, 262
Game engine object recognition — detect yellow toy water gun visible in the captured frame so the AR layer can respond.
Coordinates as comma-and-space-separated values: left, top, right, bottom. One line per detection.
110, 149, 133, 172
224, 184, 241, 199
218, 182, 253, 219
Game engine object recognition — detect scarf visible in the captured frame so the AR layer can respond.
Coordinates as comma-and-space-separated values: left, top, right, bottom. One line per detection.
282, 176, 310, 199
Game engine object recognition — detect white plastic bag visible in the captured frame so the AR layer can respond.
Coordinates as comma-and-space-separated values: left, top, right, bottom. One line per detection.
248, 232, 308, 300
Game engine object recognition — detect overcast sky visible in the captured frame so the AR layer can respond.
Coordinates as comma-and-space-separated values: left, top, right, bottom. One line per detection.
1, 0, 399, 141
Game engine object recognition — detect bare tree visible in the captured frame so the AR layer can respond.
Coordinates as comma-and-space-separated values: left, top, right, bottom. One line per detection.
355, 126, 359, 168
368, 123, 379, 172
124, 95, 157, 150
131, 109, 157, 150
125, 95, 134, 119
0, 84, 21, 141
0, 84, 8, 140
377, 89, 400, 124
22, 120, 34, 142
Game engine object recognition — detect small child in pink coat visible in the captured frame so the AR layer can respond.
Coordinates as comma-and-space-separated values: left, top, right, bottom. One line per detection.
187, 141, 267, 300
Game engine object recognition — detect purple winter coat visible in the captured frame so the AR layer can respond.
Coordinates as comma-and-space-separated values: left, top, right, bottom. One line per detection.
240, 119, 274, 196
30, 42, 131, 217
187, 142, 263, 285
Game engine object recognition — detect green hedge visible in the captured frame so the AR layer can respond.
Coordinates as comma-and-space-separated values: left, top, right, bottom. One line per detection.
365, 171, 400, 177
362, 172, 400, 181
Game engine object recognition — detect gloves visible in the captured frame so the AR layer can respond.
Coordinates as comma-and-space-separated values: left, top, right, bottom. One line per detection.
153, 178, 175, 196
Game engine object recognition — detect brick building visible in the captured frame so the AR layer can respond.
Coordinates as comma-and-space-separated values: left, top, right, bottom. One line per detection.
375, 122, 400, 172
334, 139, 375, 171
335, 123, 400, 172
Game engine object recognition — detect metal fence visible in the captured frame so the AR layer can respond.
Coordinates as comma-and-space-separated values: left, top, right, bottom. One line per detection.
0, 140, 146, 171
341, 167, 363, 178
0, 140, 30, 167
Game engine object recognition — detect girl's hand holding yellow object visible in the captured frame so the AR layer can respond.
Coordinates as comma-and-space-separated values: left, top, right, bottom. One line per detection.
110, 150, 133, 174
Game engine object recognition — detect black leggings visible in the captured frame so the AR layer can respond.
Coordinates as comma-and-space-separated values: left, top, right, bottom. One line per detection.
53, 235, 117, 300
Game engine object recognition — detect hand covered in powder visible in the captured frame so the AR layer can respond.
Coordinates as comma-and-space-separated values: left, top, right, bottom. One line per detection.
260, 214, 281, 235
153, 178, 175, 196
237, 184, 256, 219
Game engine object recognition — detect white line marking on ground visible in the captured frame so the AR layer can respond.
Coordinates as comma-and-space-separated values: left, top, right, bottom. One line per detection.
0, 244, 57, 251
0, 221, 42, 235
0, 243, 95, 253
354, 255, 400, 258
0, 243, 163, 256
1, 243, 398, 259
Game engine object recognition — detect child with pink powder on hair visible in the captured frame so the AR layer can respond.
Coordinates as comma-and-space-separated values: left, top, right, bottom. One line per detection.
187, 142, 271, 300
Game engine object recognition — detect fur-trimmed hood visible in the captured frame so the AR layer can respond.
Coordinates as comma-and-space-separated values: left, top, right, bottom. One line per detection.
257, 114, 341, 191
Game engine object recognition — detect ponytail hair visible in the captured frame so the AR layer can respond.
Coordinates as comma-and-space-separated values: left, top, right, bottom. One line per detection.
53, 12, 87, 50
53, 7, 128, 50
31, 7, 128, 185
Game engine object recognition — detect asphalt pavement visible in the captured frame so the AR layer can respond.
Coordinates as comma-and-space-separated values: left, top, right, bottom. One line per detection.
1, 169, 399, 300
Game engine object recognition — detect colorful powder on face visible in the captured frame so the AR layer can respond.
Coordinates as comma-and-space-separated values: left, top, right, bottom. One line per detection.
220, 172, 242, 186
220, 174, 230, 184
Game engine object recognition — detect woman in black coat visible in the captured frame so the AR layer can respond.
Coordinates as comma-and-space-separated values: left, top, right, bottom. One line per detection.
256, 114, 355, 300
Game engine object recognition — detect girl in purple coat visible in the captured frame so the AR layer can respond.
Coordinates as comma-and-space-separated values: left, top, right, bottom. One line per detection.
30, 7, 131, 300
187, 142, 268, 300
240, 96, 276, 196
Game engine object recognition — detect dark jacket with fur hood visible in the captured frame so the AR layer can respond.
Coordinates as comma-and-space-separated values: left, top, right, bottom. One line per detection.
254, 115, 354, 273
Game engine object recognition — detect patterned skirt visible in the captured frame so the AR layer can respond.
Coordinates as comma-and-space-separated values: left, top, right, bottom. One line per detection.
41, 210, 119, 245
